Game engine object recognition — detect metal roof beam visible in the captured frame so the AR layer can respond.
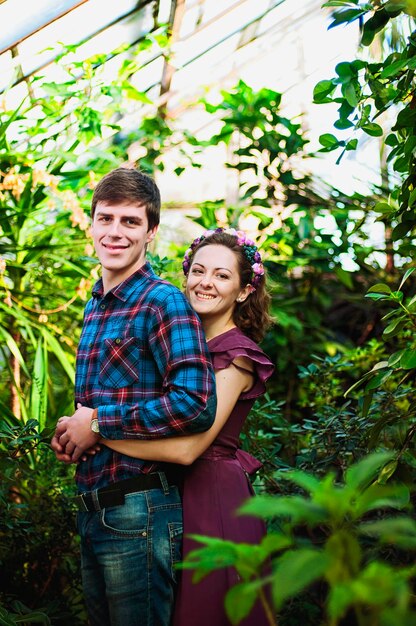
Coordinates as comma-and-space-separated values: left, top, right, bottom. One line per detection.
0, 0, 158, 92
0, 0, 89, 55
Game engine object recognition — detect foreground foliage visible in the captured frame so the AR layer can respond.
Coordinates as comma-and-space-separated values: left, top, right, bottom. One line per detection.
0, 418, 82, 624
184, 453, 416, 625
0, 2, 415, 624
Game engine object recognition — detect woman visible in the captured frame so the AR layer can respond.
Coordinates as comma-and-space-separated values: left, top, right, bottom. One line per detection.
98, 228, 274, 625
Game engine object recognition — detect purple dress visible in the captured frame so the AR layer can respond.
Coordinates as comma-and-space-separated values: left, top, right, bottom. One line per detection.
173, 328, 274, 626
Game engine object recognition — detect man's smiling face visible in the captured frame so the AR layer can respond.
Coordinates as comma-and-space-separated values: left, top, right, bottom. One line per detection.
91, 201, 157, 290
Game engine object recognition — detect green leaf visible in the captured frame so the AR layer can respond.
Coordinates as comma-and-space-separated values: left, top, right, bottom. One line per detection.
122, 84, 152, 103
355, 481, 409, 514
325, 530, 361, 581
408, 187, 416, 207
0, 326, 30, 377
365, 292, 390, 300
250, 211, 273, 228
30, 337, 48, 431
359, 517, 416, 549
313, 80, 336, 103
259, 533, 292, 555
398, 267, 415, 290
370, 361, 390, 372
327, 582, 355, 620
390, 290, 404, 302
367, 283, 391, 294
344, 370, 374, 396
380, 57, 409, 78
343, 82, 359, 107
181, 536, 241, 581
42, 329, 75, 382
335, 62, 354, 79
345, 452, 394, 491
376, 460, 399, 486
392, 221, 412, 240
365, 368, 393, 390
278, 470, 321, 495
272, 549, 329, 608
13, 610, 51, 624
239, 495, 327, 524
368, 411, 395, 447
319, 133, 340, 149
225, 579, 263, 625
373, 202, 394, 213
334, 117, 354, 130
328, 8, 369, 29
383, 317, 406, 338
385, 0, 408, 13
388, 349, 405, 367
400, 348, 416, 370
362, 122, 383, 137
361, 9, 391, 46
385, 133, 398, 146
345, 138, 358, 150
361, 392, 373, 419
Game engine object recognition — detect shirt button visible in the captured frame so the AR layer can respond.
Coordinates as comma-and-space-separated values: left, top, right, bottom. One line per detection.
115, 338, 121, 344
100, 304, 105, 310
141, 531, 147, 537
88, 342, 93, 348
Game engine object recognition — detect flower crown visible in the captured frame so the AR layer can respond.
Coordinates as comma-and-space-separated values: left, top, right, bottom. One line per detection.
182, 227, 264, 291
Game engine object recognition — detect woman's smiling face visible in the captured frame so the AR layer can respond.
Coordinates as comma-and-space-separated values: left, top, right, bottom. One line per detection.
185, 244, 250, 321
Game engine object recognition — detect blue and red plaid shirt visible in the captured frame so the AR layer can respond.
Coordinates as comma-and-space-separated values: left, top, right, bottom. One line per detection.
74, 262, 216, 492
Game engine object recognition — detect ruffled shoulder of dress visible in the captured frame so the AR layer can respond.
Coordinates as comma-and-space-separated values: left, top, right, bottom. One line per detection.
208, 328, 274, 399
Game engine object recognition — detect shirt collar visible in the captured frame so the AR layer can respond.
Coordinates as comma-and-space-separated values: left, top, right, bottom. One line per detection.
92, 262, 156, 302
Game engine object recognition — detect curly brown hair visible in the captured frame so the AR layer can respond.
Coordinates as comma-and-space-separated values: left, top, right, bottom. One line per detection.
188, 231, 272, 343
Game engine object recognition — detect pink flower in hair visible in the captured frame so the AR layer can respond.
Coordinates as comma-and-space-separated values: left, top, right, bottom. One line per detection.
252, 262, 264, 276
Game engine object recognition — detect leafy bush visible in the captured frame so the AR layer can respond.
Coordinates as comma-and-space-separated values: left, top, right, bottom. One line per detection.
183, 453, 416, 626
0, 418, 84, 624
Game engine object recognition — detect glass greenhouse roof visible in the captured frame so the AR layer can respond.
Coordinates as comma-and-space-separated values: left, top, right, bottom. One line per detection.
2, 0, 376, 198
2, 0, 325, 98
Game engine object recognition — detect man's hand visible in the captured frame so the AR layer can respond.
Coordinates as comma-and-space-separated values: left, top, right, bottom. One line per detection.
51, 416, 74, 463
55, 405, 100, 462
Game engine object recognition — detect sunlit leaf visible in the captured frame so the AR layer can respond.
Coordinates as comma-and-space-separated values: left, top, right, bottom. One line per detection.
398, 267, 415, 290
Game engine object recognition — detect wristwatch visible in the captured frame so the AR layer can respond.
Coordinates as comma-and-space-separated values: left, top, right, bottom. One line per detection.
90, 409, 99, 433
91, 418, 100, 433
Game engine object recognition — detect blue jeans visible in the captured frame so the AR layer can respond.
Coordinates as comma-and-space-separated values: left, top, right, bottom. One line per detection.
77, 475, 182, 626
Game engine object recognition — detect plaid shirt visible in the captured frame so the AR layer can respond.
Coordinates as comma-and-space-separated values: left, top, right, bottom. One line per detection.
74, 262, 216, 492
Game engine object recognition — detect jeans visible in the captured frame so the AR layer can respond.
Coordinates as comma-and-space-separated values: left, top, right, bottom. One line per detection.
77, 475, 182, 626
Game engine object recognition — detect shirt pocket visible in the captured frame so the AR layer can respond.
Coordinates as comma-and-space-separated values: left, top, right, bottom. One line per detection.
99, 337, 140, 388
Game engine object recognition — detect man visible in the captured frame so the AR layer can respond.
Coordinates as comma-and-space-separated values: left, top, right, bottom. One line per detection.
51, 167, 216, 626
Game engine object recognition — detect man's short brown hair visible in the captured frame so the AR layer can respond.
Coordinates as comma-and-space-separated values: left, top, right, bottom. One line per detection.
91, 167, 161, 230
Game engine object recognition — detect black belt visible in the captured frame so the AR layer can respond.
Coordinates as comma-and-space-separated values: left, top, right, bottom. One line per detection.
74, 473, 176, 512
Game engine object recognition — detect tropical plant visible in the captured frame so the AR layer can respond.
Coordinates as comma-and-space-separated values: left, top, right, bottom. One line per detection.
182, 453, 416, 625
314, 0, 416, 239
0, 34, 175, 427
0, 417, 84, 624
